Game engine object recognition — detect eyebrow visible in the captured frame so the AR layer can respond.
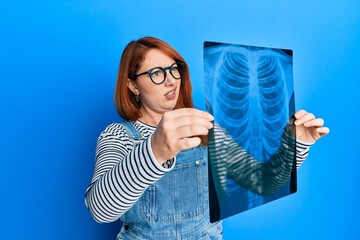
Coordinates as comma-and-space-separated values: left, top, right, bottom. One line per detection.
140, 62, 176, 71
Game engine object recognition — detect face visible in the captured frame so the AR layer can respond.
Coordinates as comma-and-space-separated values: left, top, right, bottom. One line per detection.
127, 49, 182, 124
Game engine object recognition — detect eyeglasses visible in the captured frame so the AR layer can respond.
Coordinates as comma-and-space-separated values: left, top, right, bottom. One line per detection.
133, 62, 185, 85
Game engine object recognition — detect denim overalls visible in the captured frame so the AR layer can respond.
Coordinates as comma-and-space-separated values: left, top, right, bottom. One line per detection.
116, 121, 223, 240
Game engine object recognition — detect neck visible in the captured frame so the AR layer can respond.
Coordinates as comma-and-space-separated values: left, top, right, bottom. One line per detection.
139, 108, 162, 127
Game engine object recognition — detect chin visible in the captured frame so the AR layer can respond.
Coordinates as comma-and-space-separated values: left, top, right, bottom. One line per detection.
164, 104, 177, 111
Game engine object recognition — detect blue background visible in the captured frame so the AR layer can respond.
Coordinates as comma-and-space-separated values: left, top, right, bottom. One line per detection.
1, 0, 359, 239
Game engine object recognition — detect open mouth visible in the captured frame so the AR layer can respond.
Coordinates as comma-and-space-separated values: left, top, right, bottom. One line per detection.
165, 90, 175, 96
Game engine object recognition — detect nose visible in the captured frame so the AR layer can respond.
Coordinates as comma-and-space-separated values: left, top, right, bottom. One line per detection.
164, 69, 176, 86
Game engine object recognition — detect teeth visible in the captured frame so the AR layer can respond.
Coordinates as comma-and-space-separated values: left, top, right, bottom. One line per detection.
166, 90, 175, 96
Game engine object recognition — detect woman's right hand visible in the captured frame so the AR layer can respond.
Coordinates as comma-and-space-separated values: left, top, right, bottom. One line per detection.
151, 108, 214, 164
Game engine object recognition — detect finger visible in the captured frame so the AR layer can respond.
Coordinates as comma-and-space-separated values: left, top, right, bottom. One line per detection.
303, 118, 325, 127
175, 125, 210, 139
316, 127, 330, 136
160, 116, 213, 137
163, 108, 214, 121
295, 112, 315, 126
177, 137, 202, 151
172, 115, 214, 129
294, 109, 308, 120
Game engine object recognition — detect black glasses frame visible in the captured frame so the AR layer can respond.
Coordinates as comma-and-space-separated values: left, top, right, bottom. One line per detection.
133, 62, 185, 85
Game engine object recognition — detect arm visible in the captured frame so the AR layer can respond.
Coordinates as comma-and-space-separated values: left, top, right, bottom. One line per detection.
84, 123, 173, 223
85, 108, 214, 223
225, 130, 309, 195
209, 126, 304, 197
209, 110, 328, 198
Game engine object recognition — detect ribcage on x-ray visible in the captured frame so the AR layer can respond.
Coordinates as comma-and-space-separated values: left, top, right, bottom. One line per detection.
207, 46, 292, 162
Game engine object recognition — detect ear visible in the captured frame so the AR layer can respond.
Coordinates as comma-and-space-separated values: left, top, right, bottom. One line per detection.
127, 79, 139, 95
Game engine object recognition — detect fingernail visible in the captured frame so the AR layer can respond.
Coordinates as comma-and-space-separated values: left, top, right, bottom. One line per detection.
295, 120, 301, 125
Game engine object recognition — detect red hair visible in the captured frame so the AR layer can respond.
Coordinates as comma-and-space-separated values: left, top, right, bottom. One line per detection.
115, 36, 194, 120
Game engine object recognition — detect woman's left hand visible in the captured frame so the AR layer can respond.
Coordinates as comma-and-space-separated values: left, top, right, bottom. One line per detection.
294, 109, 330, 144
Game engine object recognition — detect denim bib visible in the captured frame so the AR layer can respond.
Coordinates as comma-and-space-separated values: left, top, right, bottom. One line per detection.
116, 121, 222, 240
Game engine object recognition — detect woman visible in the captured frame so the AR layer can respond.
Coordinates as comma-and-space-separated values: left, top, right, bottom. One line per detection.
85, 36, 329, 239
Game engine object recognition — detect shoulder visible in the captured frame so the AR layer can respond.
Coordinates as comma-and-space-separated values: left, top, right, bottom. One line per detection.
104, 122, 127, 134
98, 120, 154, 141
210, 124, 234, 147
213, 123, 229, 138
98, 122, 130, 141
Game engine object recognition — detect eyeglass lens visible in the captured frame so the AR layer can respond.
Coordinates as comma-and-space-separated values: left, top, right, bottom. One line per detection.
149, 63, 182, 84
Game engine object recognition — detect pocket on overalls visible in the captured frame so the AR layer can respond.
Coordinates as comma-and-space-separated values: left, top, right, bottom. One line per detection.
116, 225, 143, 240
141, 157, 208, 223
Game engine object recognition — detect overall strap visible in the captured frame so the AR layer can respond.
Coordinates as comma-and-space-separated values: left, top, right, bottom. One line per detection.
120, 120, 142, 140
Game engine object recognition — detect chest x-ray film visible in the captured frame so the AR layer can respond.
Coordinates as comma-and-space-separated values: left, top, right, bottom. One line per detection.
204, 41, 297, 222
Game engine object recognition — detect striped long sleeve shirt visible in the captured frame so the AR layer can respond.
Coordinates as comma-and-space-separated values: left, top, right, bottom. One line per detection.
85, 120, 312, 223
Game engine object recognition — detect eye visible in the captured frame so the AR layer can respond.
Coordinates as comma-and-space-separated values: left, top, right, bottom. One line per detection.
151, 69, 162, 77
171, 65, 179, 72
